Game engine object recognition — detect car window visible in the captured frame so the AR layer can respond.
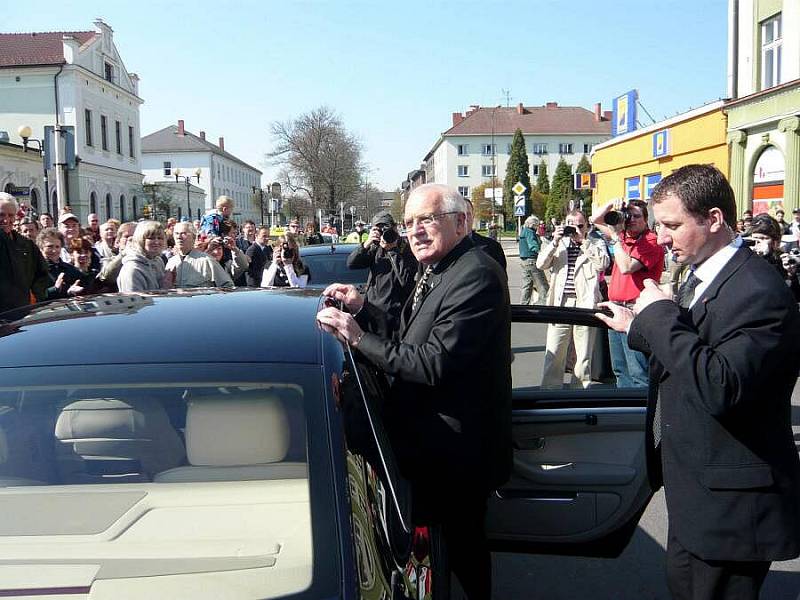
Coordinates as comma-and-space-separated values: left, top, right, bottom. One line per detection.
512, 313, 643, 393
302, 252, 368, 285
0, 369, 336, 599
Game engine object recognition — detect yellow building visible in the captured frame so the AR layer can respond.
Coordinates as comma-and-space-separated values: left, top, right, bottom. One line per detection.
591, 101, 728, 207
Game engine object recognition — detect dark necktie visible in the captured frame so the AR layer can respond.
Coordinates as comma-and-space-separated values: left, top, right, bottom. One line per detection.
411, 265, 433, 312
676, 270, 701, 309
653, 270, 702, 448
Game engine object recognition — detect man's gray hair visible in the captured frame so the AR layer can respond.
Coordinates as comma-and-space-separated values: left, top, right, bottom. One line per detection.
408, 183, 468, 214
524, 215, 540, 228
173, 221, 196, 236
0, 192, 18, 212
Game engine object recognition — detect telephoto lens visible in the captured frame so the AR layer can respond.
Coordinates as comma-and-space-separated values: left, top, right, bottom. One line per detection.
603, 211, 622, 226
381, 228, 399, 244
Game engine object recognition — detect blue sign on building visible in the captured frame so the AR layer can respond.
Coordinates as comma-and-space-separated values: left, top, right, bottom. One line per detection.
645, 173, 662, 199
612, 90, 638, 137
625, 176, 641, 200
652, 130, 670, 158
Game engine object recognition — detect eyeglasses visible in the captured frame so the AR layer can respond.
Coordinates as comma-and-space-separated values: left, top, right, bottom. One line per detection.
403, 211, 461, 230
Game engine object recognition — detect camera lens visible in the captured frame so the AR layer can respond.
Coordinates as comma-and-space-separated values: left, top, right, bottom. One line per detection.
382, 228, 399, 244
604, 211, 622, 226
562, 225, 577, 236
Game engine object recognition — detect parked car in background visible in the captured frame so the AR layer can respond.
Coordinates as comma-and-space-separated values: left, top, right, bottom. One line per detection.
300, 243, 368, 289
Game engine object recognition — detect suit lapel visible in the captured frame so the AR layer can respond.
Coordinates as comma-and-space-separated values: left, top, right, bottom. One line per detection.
689, 247, 751, 328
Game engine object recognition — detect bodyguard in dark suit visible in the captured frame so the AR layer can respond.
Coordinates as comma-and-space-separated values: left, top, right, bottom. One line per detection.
598, 165, 800, 600
464, 197, 507, 271
244, 226, 272, 287
318, 183, 512, 599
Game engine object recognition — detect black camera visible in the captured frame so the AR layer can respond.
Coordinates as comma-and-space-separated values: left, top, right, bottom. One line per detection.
281, 243, 294, 260
562, 225, 577, 236
603, 203, 631, 227
787, 248, 800, 267
374, 223, 399, 244
322, 296, 341, 310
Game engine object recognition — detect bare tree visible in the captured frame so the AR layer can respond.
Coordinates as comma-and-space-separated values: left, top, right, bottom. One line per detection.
268, 106, 363, 216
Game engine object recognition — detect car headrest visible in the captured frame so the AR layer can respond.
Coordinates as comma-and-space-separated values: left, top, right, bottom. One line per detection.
55, 398, 174, 442
186, 395, 289, 467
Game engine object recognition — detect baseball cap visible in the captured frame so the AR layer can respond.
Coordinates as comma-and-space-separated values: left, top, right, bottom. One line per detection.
58, 212, 79, 225
793, 208, 800, 215
371, 211, 395, 228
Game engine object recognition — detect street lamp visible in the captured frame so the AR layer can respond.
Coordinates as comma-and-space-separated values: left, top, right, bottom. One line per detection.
18, 125, 48, 215
251, 186, 266, 226
269, 182, 281, 228
175, 167, 201, 221
490, 106, 501, 226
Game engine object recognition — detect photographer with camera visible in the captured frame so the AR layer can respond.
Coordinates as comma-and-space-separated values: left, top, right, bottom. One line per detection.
260, 234, 309, 288
537, 210, 609, 387
346, 211, 417, 339
745, 213, 800, 302
593, 198, 664, 388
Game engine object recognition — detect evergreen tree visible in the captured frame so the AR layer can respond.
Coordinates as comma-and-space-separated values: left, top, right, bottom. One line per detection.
502, 129, 532, 218
547, 158, 575, 222
536, 159, 550, 195
575, 154, 593, 214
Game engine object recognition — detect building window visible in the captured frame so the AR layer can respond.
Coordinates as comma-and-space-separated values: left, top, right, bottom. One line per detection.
482, 165, 496, 177
128, 126, 134, 157
104, 62, 114, 83
100, 115, 108, 151
90, 191, 97, 213
457, 165, 469, 177
583, 143, 593, 154
482, 144, 496, 156
559, 143, 573, 154
84, 109, 93, 146
163, 161, 172, 177
531, 143, 548, 155
115, 121, 122, 154
132, 196, 138, 218
532, 164, 540, 177
457, 144, 469, 156
761, 14, 782, 90
119, 195, 126, 222
105, 193, 112, 219
458, 186, 470, 199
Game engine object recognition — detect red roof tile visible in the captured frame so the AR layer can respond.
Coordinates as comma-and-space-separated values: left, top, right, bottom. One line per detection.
0, 31, 97, 67
445, 105, 612, 136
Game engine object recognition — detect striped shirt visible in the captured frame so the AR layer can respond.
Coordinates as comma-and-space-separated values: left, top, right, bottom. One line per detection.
563, 242, 581, 297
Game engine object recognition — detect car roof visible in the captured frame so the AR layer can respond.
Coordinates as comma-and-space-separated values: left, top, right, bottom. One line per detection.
299, 243, 359, 256
0, 288, 328, 368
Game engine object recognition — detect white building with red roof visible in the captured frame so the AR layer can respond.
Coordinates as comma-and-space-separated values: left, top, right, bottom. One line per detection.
415, 102, 612, 203
0, 19, 144, 221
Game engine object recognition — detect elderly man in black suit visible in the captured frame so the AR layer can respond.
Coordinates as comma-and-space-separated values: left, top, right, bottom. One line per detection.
598, 164, 800, 600
318, 183, 511, 599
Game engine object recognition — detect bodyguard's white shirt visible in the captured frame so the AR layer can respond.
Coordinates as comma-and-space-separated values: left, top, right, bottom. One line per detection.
685, 236, 741, 308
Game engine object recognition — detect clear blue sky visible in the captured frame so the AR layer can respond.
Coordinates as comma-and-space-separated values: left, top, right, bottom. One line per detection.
6, 0, 729, 191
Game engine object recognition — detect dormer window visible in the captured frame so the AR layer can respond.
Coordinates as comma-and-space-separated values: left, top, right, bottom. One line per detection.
104, 62, 114, 83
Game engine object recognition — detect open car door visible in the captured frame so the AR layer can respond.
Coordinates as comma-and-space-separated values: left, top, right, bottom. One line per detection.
486, 305, 653, 557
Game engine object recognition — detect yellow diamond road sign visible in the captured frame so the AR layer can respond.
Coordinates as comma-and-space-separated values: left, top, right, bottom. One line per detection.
512, 181, 527, 196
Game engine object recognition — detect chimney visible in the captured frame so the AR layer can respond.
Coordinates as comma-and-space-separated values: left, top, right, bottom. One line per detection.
517, 102, 527, 115
603, 110, 613, 121
218, 137, 225, 151
594, 102, 602, 121
545, 102, 558, 109
200, 130, 206, 140
177, 119, 185, 135
62, 35, 79, 64
452, 112, 464, 127
466, 104, 480, 116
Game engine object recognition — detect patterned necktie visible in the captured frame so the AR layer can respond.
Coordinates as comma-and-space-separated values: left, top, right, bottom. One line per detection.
411, 265, 434, 312
676, 270, 701, 308
653, 271, 702, 448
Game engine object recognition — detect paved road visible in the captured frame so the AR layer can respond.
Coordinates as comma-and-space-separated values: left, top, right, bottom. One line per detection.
475, 239, 800, 599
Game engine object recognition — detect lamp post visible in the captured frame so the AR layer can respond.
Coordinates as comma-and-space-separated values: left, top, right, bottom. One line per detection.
18, 125, 48, 215
251, 186, 265, 226
174, 168, 201, 221
490, 105, 501, 226
269, 182, 281, 228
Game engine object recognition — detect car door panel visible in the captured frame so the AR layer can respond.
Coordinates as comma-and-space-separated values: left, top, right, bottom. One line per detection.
487, 306, 652, 557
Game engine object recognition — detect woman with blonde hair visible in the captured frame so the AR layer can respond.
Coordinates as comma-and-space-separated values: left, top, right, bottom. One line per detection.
117, 221, 167, 292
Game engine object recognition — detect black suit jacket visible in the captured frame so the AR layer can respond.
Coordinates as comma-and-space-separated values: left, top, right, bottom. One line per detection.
628, 247, 800, 562
0, 230, 50, 314
245, 243, 272, 287
470, 230, 507, 271
357, 236, 512, 504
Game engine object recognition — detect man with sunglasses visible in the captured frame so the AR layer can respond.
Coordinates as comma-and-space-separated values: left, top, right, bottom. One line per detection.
318, 183, 511, 599
593, 198, 664, 388
536, 210, 609, 387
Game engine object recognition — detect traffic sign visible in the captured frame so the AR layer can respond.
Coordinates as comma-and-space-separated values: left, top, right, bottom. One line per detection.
514, 196, 525, 217
512, 181, 527, 196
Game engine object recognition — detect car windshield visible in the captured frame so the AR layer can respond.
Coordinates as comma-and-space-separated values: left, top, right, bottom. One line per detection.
302, 250, 368, 286
0, 364, 338, 599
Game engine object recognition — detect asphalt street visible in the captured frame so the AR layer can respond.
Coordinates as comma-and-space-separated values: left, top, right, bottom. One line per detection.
474, 239, 800, 600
